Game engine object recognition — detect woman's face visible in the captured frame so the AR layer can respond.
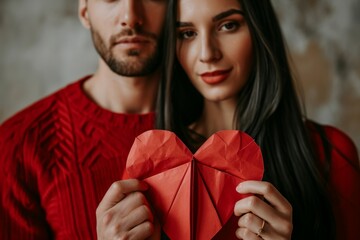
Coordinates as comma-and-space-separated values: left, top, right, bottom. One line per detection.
176, 0, 253, 102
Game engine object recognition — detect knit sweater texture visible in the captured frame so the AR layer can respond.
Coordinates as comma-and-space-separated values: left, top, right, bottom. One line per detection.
0, 76, 155, 239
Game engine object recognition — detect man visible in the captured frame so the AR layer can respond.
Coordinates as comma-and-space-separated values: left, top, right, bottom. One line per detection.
0, 0, 167, 239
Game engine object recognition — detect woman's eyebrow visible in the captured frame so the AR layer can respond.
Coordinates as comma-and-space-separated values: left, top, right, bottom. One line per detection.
212, 9, 244, 22
176, 22, 193, 28
176, 9, 244, 28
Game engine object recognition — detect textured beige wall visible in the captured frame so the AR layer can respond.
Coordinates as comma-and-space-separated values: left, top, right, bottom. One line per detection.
273, 0, 360, 152
0, 0, 97, 122
0, 0, 359, 151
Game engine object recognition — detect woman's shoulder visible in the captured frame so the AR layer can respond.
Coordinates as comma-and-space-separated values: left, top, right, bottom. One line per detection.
306, 122, 360, 239
306, 120, 359, 168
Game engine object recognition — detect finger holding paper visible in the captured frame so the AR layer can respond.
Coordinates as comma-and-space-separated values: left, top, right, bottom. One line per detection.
234, 180, 293, 240
96, 179, 159, 240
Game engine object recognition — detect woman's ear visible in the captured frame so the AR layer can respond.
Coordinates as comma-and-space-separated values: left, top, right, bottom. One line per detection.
79, 0, 90, 29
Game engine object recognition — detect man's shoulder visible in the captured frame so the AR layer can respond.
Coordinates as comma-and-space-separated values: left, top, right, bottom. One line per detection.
0, 78, 86, 138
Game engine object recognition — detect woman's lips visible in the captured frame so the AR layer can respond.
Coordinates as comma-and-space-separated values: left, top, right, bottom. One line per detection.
200, 68, 232, 84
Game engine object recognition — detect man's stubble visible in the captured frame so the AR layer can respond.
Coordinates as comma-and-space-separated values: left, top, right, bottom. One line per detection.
90, 27, 162, 77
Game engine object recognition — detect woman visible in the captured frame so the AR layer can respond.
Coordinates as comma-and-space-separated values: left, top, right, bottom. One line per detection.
157, 0, 360, 239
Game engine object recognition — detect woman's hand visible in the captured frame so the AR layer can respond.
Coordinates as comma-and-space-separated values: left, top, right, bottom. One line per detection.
234, 180, 293, 240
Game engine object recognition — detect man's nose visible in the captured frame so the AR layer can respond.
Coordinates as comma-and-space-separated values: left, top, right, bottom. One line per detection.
120, 0, 143, 28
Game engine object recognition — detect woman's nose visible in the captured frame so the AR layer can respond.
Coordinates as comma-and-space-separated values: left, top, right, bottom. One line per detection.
199, 35, 222, 63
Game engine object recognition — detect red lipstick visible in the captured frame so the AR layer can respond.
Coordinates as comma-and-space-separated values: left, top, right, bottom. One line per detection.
200, 68, 232, 84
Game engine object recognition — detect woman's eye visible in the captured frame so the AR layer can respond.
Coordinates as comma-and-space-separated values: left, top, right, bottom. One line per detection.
178, 30, 197, 40
220, 22, 239, 31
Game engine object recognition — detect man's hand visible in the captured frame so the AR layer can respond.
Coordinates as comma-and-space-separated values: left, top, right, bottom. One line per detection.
96, 179, 160, 240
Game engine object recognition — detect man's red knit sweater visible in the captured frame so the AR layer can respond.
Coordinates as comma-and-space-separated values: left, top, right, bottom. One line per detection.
0, 76, 155, 238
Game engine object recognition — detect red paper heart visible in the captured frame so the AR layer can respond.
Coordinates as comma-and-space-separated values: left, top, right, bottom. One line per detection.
126, 130, 264, 240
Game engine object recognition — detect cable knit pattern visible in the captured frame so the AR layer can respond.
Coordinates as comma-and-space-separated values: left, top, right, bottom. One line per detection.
0, 76, 155, 239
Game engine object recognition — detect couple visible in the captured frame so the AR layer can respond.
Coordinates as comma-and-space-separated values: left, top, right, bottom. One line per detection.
1, 0, 359, 239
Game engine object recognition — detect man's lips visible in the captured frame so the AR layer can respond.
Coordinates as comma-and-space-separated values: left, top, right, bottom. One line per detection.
115, 36, 150, 44
200, 68, 233, 84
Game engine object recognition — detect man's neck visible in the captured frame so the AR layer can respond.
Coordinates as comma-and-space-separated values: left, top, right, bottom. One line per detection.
83, 60, 159, 114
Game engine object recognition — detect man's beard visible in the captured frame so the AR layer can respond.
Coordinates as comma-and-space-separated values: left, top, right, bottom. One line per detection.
90, 28, 161, 77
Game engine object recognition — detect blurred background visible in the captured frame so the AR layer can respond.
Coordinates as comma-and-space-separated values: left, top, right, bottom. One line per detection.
0, 0, 359, 151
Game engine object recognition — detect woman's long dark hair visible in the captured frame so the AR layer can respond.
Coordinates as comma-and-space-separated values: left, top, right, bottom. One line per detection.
157, 0, 335, 239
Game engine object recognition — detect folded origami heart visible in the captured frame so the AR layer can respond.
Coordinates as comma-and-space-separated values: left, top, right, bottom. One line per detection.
126, 130, 264, 240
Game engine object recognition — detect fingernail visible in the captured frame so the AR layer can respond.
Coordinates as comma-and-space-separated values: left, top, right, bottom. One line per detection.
236, 183, 242, 193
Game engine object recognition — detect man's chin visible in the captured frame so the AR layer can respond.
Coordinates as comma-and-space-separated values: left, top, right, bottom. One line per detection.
108, 59, 158, 77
